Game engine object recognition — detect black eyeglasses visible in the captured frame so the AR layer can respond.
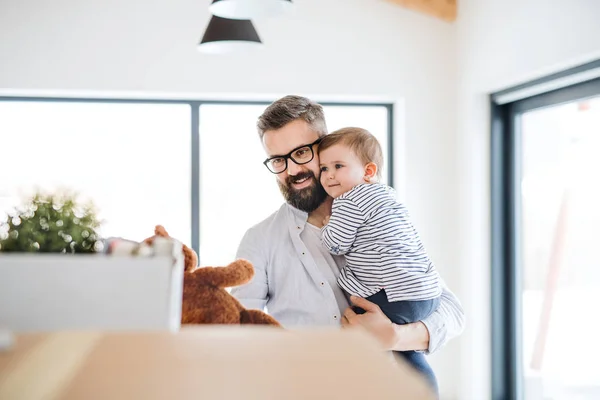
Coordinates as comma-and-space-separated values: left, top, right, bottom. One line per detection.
263, 137, 323, 174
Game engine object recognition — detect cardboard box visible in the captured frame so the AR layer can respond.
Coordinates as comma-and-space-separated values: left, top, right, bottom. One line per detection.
0, 326, 435, 399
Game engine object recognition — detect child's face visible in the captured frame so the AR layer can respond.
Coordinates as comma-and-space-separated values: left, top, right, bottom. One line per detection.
319, 144, 368, 198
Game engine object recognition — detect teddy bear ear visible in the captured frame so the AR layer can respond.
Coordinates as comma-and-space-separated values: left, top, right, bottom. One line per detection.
155, 225, 168, 236
183, 246, 199, 273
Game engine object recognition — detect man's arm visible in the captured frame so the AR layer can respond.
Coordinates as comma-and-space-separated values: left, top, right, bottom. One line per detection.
342, 279, 464, 354
321, 198, 364, 255
418, 279, 465, 353
229, 228, 268, 311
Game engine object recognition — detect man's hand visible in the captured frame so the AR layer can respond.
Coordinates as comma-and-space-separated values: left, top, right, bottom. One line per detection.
342, 296, 430, 352
341, 296, 397, 350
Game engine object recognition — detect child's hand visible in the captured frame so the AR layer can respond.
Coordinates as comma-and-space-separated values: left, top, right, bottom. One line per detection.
323, 215, 331, 226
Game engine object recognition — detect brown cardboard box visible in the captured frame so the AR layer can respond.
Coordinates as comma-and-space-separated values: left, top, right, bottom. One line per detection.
0, 326, 435, 399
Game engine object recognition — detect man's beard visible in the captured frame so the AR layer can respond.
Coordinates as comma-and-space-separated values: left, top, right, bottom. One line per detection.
277, 170, 328, 213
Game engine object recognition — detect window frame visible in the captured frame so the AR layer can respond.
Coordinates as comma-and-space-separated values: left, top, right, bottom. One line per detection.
0, 96, 394, 258
490, 60, 600, 400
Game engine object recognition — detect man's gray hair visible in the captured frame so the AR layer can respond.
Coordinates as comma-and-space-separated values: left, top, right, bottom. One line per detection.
257, 95, 328, 140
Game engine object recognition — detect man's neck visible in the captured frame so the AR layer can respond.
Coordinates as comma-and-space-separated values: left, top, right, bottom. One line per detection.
307, 197, 333, 228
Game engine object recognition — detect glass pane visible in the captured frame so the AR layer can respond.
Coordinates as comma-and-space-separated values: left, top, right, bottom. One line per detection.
198, 104, 282, 266
520, 96, 600, 399
198, 104, 390, 266
0, 101, 191, 244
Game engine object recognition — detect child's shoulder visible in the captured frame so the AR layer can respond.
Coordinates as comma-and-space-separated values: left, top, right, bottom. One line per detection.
360, 182, 395, 195
340, 183, 394, 200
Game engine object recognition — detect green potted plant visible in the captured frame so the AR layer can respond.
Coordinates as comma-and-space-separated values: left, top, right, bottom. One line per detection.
0, 191, 103, 253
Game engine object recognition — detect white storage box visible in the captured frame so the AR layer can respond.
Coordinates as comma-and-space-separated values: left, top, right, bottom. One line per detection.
0, 251, 184, 332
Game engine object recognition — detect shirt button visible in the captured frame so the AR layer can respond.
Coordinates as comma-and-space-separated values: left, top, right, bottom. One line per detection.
320, 282, 325, 286
297, 226, 301, 229
302, 252, 305, 255
334, 315, 338, 319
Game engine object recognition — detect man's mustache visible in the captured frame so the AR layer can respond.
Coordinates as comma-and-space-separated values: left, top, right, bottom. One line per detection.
286, 171, 317, 186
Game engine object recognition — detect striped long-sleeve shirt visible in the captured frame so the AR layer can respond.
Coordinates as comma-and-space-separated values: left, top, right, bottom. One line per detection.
321, 183, 442, 302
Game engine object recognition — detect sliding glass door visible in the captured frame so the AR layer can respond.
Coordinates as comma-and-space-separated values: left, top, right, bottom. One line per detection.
520, 94, 600, 399
492, 76, 600, 400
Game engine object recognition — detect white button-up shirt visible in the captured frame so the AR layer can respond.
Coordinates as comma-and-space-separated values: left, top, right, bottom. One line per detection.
231, 203, 464, 354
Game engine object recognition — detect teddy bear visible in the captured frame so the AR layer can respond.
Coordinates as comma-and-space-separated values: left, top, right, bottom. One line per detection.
143, 225, 281, 327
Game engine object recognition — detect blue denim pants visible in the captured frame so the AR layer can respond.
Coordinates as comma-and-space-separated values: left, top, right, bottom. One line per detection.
353, 289, 441, 396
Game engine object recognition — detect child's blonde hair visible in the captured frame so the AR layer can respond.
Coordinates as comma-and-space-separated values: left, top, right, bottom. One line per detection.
318, 127, 383, 180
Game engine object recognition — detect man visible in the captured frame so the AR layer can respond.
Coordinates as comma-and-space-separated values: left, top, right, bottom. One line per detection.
231, 95, 464, 356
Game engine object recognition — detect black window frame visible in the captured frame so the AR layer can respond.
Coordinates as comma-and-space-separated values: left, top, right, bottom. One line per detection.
490, 60, 600, 400
0, 96, 395, 258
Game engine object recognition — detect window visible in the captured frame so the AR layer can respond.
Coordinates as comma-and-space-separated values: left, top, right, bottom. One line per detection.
0, 98, 393, 266
491, 62, 600, 400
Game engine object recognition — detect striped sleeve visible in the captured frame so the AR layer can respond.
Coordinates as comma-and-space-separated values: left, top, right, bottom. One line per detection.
321, 197, 365, 255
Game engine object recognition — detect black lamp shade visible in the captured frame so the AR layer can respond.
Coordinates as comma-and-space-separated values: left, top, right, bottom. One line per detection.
209, 0, 293, 20
198, 16, 262, 54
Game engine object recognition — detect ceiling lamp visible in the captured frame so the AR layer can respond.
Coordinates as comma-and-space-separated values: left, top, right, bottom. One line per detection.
197, 15, 263, 54
209, 0, 293, 20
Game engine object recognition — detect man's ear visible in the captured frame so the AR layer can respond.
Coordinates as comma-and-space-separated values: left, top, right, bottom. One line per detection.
363, 162, 378, 182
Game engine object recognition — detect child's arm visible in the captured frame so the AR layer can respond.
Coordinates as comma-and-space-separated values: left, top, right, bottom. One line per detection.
321, 197, 365, 255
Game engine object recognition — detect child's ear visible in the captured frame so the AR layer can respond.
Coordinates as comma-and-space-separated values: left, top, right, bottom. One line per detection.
363, 162, 378, 182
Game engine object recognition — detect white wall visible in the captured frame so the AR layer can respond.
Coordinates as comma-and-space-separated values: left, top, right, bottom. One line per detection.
456, 1, 600, 399
0, 0, 462, 398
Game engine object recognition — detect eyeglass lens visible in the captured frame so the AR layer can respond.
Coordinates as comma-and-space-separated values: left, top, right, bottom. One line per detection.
267, 145, 314, 173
